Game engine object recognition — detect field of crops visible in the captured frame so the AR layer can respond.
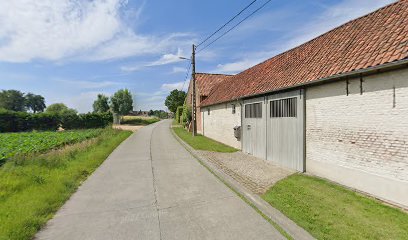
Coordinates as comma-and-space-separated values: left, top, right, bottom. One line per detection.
0, 129, 104, 162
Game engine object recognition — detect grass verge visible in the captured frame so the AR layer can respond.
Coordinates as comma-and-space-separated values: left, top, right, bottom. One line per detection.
0, 128, 132, 240
172, 126, 237, 153
262, 174, 408, 240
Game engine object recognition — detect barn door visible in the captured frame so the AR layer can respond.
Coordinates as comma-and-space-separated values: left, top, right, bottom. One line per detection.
242, 98, 266, 159
266, 90, 304, 171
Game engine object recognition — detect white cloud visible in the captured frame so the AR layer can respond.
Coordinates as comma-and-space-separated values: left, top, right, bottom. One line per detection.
214, 0, 395, 74
284, 0, 396, 50
171, 67, 187, 74
120, 64, 144, 72
146, 48, 185, 67
66, 91, 112, 113
57, 79, 122, 89
216, 59, 260, 74
0, 0, 194, 62
215, 50, 277, 74
160, 81, 184, 91
132, 81, 185, 110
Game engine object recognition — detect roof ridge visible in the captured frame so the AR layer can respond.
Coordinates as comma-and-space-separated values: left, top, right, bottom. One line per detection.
195, 72, 234, 76
231, 0, 403, 77
201, 0, 408, 107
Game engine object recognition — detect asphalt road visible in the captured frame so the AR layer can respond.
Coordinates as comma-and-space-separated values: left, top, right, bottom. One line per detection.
35, 120, 284, 240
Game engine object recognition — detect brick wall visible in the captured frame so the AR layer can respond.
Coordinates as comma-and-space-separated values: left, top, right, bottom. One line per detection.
201, 102, 241, 149
306, 67, 408, 207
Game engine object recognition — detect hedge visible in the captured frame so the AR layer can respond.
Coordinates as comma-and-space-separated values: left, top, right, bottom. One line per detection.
175, 106, 183, 124
181, 104, 192, 127
0, 109, 113, 132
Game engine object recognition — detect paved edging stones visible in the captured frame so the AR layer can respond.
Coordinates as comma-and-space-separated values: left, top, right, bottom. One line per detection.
170, 126, 315, 240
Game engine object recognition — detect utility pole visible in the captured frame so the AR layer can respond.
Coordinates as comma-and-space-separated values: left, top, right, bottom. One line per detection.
191, 44, 197, 136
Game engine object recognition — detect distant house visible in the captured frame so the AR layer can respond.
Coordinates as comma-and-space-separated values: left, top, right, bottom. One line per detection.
185, 73, 232, 133
128, 110, 149, 117
191, 1, 408, 208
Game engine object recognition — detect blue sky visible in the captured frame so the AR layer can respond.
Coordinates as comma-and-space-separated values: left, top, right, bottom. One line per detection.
0, 0, 395, 112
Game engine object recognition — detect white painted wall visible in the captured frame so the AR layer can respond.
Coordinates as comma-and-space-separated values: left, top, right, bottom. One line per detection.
201, 101, 242, 149
306, 67, 408, 208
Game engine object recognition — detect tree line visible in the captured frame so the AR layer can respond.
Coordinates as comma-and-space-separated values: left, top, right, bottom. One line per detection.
0, 89, 133, 117
0, 90, 46, 113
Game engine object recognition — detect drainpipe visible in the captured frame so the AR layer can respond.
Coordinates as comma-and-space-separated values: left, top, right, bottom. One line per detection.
239, 100, 243, 151
302, 88, 307, 172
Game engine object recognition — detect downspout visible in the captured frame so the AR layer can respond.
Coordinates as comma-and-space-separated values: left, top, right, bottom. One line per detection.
239, 100, 243, 151
202, 109, 205, 136
264, 96, 268, 160
302, 88, 307, 172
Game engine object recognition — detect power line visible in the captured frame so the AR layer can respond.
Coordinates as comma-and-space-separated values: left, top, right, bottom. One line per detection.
197, 0, 272, 53
180, 60, 192, 91
196, 0, 258, 48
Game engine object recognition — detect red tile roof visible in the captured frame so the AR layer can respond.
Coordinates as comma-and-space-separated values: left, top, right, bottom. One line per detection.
186, 73, 233, 105
201, 0, 408, 107
196, 73, 233, 96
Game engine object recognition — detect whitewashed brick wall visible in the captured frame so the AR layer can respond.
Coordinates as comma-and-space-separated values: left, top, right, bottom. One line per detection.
201, 102, 242, 149
306, 67, 408, 207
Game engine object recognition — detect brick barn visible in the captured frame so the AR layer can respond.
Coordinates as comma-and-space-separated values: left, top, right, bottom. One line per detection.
190, 1, 408, 208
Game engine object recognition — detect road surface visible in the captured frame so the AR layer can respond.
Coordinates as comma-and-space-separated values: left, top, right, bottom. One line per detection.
36, 120, 284, 240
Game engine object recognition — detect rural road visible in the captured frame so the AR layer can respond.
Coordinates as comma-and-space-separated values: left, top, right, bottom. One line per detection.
36, 120, 284, 240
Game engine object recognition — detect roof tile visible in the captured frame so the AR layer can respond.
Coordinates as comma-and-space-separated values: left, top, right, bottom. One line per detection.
202, 0, 408, 106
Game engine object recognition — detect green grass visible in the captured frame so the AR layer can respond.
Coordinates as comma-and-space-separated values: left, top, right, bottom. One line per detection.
0, 128, 132, 240
173, 126, 238, 153
262, 174, 408, 240
121, 116, 160, 125
0, 129, 104, 163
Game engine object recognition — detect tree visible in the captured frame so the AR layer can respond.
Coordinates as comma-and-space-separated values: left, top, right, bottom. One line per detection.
25, 93, 46, 113
46, 103, 77, 115
0, 90, 26, 112
110, 89, 133, 116
93, 94, 110, 113
165, 89, 186, 114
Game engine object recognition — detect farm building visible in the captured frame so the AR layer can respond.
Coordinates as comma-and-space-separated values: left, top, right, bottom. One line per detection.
194, 1, 408, 208
186, 73, 232, 134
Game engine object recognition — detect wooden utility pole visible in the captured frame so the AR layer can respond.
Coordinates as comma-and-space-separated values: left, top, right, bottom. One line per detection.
191, 44, 197, 136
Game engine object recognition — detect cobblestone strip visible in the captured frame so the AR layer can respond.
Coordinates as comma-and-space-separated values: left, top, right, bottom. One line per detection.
198, 151, 295, 195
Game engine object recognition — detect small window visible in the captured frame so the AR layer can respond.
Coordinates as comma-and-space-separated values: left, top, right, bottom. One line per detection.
207, 108, 210, 115
244, 102, 262, 118
232, 104, 236, 114
270, 97, 297, 118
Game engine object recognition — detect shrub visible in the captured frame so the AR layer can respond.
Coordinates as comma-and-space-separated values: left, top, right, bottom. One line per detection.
60, 113, 82, 130
0, 110, 28, 132
60, 112, 112, 130
0, 110, 112, 132
175, 106, 183, 124
79, 112, 112, 129
181, 104, 192, 127
29, 112, 59, 131
0, 110, 58, 132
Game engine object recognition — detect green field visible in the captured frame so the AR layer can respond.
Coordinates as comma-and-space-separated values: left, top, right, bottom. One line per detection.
172, 126, 238, 153
262, 174, 408, 240
0, 129, 103, 163
0, 128, 131, 240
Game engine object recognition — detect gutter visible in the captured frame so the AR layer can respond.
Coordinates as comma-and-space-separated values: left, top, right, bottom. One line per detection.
201, 58, 408, 107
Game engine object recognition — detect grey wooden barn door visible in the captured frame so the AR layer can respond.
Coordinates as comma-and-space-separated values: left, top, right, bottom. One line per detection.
266, 90, 304, 171
242, 97, 267, 159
